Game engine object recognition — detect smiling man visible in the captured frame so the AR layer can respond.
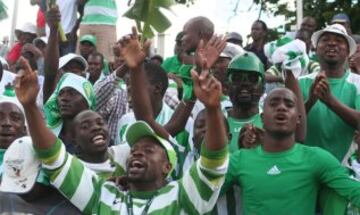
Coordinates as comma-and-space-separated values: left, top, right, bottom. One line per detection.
299, 24, 360, 162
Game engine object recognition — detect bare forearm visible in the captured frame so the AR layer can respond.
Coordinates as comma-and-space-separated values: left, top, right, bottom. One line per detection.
205, 107, 227, 151
43, 29, 60, 103
23, 104, 56, 150
130, 65, 169, 139
325, 96, 360, 128
284, 71, 306, 142
164, 101, 194, 136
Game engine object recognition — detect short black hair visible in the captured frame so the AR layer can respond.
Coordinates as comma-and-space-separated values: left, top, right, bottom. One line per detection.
254, 20, 268, 32
144, 62, 169, 96
88, 51, 104, 64
151, 55, 164, 64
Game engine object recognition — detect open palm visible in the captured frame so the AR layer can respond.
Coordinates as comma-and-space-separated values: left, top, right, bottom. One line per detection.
15, 57, 40, 106
195, 35, 227, 70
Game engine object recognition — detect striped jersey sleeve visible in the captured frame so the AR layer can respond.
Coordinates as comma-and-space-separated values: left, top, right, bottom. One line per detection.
178, 144, 229, 214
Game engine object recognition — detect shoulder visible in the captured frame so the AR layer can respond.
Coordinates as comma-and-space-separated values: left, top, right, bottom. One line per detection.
299, 71, 318, 81
345, 71, 360, 95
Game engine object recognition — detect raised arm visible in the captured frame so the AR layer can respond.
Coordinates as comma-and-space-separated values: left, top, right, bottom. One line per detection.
191, 68, 227, 151
43, 5, 61, 103
15, 57, 56, 150
119, 27, 170, 139
284, 70, 307, 142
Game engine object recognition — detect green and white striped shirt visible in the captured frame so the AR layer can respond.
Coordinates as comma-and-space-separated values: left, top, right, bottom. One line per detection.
82, 0, 118, 26
36, 139, 228, 215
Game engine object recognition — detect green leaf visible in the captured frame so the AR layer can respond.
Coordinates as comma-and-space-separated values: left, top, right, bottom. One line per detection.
123, 0, 175, 39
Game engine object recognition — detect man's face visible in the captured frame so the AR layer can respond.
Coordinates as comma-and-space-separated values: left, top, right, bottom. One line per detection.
80, 42, 96, 59
212, 57, 230, 94
300, 18, 316, 34
251, 22, 266, 42
63, 60, 86, 77
88, 55, 103, 83
74, 111, 109, 156
126, 137, 170, 182
262, 89, 299, 137
192, 111, 206, 150
57, 87, 89, 119
182, 22, 200, 53
0, 103, 26, 149
316, 33, 349, 65
22, 32, 37, 44
228, 71, 264, 108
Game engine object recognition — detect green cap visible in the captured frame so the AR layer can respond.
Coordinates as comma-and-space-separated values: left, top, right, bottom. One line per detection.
227, 52, 265, 78
126, 121, 177, 176
80, 34, 97, 46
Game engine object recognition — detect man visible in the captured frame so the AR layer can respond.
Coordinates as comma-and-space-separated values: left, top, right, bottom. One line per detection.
331, 13, 352, 35
7, 23, 37, 66
0, 90, 26, 151
78, 0, 117, 61
87, 51, 104, 85
226, 32, 243, 47
299, 24, 359, 162
244, 20, 268, 68
15, 39, 229, 214
300, 16, 317, 36
161, 31, 183, 75
43, 6, 88, 103
222, 88, 360, 214
79, 34, 97, 60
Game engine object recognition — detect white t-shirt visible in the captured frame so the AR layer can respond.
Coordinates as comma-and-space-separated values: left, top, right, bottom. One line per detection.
46, 0, 78, 35
0, 70, 15, 95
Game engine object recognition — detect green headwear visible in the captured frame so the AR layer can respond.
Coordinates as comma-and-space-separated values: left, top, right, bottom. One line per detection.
126, 121, 178, 177
227, 52, 265, 78
44, 73, 96, 136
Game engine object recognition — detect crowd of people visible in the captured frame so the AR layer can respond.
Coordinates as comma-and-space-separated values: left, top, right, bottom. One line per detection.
1, 0, 360, 214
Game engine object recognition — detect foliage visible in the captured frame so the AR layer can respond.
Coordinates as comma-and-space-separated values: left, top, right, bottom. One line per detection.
253, 0, 360, 34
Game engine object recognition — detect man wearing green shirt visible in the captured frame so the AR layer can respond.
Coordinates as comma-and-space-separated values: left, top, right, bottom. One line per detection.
299, 23, 359, 162
16, 29, 229, 215
222, 87, 360, 214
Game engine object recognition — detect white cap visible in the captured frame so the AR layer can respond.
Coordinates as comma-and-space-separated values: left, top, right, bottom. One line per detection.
0, 136, 40, 194
219, 43, 244, 59
311, 24, 357, 56
15, 23, 37, 36
59, 53, 88, 71
33, 36, 48, 45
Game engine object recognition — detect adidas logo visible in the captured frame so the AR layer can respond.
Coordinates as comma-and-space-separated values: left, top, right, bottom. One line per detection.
267, 165, 281, 175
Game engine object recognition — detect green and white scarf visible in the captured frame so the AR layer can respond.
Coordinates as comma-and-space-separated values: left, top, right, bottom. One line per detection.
44, 73, 96, 136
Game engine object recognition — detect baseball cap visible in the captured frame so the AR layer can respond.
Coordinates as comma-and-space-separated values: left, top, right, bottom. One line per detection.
311, 24, 357, 56
59, 53, 88, 70
0, 136, 40, 194
80, 34, 97, 47
15, 23, 37, 38
331, 13, 350, 24
220, 43, 244, 59
226, 32, 243, 43
125, 121, 177, 176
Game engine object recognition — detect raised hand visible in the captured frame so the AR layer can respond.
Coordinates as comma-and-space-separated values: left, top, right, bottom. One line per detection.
195, 35, 227, 70
119, 27, 151, 69
239, 124, 264, 149
191, 68, 222, 109
313, 73, 332, 104
14, 57, 40, 107
46, 4, 61, 31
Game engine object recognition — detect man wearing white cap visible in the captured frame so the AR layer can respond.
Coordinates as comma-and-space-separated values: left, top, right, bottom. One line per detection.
6, 23, 37, 66
299, 24, 360, 163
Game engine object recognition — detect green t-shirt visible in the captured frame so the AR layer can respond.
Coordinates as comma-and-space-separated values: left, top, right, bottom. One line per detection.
299, 70, 360, 161
81, 0, 117, 25
227, 113, 263, 153
222, 143, 360, 215
161, 55, 182, 74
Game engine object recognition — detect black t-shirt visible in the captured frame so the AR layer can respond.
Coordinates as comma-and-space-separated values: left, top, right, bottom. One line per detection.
244, 44, 268, 69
